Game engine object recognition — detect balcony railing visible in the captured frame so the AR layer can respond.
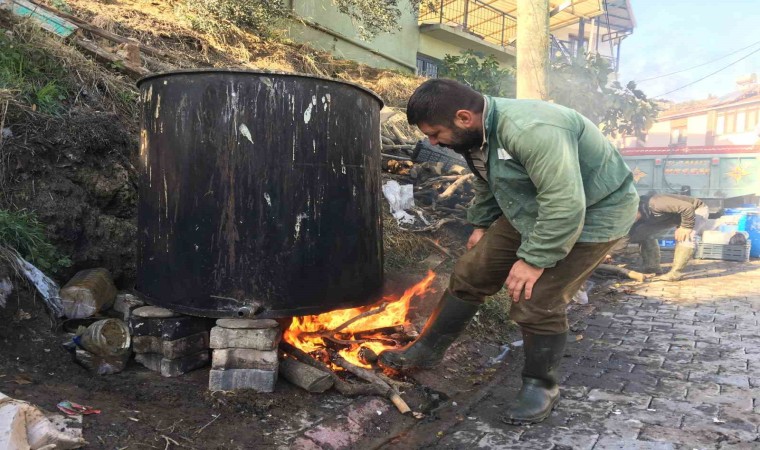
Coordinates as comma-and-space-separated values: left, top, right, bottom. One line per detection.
419, 0, 517, 48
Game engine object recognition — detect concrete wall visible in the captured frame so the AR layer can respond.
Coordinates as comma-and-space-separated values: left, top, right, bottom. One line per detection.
286, 0, 419, 72
686, 115, 709, 146
644, 121, 671, 147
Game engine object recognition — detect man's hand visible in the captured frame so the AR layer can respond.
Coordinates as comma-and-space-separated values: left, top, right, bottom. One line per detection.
674, 227, 693, 242
467, 228, 487, 250
506, 260, 544, 302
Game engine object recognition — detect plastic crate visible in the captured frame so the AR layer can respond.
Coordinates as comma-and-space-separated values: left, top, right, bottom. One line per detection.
696, 242, 751, 262
412, 140, 466, 171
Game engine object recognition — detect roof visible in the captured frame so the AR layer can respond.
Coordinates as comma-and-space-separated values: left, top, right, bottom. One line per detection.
659, 86, 760, 119
483, 0, 608, 30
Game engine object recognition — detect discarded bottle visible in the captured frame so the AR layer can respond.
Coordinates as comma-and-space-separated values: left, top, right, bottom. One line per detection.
77, 318, 131, 356
60, 268, 118, 319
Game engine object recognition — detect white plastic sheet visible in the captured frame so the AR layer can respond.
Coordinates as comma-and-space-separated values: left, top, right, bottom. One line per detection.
382, 180, 417, 225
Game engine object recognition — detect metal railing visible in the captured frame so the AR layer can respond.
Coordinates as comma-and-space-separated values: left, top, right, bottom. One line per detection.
419, 0, 517, 48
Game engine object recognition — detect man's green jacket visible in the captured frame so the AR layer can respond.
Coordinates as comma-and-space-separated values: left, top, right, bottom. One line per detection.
467, 96, 639, 268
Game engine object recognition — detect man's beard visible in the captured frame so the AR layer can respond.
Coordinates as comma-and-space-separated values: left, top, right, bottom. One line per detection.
440, 127, 483, 153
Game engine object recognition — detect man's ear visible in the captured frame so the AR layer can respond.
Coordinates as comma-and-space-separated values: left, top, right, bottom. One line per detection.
454, 109, 477, 128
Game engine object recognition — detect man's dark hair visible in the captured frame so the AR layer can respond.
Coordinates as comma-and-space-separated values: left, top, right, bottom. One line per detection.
407, 79, 484, 126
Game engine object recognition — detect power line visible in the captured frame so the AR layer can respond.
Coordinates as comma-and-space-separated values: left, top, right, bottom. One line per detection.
637, 39, 760, 83
654, 46, 760, 98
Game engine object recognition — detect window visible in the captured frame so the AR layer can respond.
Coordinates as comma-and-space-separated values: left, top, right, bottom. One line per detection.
670, 126, 687, 145
716, 115, 725, 135
737, 111, 746, 132
746, 109, 758, 131
725, 112, 736, 134
416, 55, 439, 78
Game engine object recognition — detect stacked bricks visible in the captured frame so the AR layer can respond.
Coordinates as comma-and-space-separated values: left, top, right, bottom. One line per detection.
129, 306, 211, 377
209, 319, 281, 392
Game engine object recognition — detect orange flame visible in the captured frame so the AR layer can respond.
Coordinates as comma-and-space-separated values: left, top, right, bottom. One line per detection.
283, 271, 437, 368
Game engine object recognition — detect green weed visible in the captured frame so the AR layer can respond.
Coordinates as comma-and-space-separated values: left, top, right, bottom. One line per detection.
0, 31, 71, 113
0, 209, 71, 274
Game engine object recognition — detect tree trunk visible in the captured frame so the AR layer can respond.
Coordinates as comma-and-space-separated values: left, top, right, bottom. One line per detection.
516, 0, 550, 100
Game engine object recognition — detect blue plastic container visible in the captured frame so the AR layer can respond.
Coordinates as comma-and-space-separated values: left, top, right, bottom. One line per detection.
746, 212, 760, 258
722, 208, 755, 232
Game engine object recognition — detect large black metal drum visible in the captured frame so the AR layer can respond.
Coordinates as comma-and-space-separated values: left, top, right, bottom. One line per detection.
136, 70, 383, 318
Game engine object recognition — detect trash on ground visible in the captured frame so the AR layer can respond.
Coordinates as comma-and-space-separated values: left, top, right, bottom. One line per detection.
56, 401, 101, 416
382, 180, 417, 225
487, 344, 511, 365
0, 392, 86, 449
14, 252, 64, 317
60, 268, 118, 319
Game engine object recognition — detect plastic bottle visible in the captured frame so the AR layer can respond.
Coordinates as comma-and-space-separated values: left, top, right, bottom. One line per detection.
59, 268, 118, 319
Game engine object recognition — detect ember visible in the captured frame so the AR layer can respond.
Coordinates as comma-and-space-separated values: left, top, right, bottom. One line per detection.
283, 271, 437, 368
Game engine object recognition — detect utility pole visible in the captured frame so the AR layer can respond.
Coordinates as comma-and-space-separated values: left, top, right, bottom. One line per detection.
516, 0, 550, 99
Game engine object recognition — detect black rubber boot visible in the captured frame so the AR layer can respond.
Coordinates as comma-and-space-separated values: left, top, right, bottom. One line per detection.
639, 239, 662, 274
378, 290, 479, 370
502, 330, 567, 425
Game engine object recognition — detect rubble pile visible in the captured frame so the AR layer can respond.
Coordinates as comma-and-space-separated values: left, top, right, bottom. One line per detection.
380, 109, 475, 232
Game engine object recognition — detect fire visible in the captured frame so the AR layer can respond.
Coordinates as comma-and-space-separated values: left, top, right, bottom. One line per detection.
283, 271, 437, 368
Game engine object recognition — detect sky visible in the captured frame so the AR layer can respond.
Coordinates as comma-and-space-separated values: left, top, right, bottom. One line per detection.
617, 0, 760, 103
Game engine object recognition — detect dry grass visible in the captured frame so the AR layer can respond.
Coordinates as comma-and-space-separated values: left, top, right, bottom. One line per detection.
383, 210, 434, 269
42, 0, 420, 106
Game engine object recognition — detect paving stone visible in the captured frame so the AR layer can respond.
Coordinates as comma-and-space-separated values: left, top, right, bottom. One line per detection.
601, 415, 644, 440
209, 326, 281, 350
649, 398, 719, 418
587, 389, 652, 409
631, 366, 689, 381
215, 318, 279, 329
687, 373, 751, 388
135, 350, 209, 377
437, 430, 483, 448
211, 348, 279, 370
208, 368, 277, 392
521, 426, 599, 450
682, 413, 759, 443
639, 424, 727, 448
132, 332, 209, 359
129, 315, 210, 340
592, 435, 676, 449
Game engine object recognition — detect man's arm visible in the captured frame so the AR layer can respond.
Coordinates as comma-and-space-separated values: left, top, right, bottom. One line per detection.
512, 125, 586, 268
467, 176, 502, 228
649, 195, 697, 229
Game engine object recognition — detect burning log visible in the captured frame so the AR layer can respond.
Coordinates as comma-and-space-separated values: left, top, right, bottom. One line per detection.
332, 354, 411, 414
280, 342, 393, 398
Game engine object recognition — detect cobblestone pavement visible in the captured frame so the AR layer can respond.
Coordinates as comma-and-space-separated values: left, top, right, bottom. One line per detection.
423, 259, 760, 449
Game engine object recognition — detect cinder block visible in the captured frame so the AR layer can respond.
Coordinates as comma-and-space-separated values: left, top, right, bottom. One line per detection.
211, 348, 278, 370
132, 332, 209, 359
208, 369, 277, 392
209, 326, 281, 350
112, 293, 145, 321
135, 351, 209, 377
129, 315, 210, 340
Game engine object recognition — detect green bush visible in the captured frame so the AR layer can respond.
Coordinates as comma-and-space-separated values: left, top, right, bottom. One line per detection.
440, 50, 515, 98
178, 0, 287, 36
0, 209, 71, 274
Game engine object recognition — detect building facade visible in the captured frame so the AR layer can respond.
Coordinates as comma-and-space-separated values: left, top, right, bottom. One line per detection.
620, 81, 760, 206
285, 0, 635, 77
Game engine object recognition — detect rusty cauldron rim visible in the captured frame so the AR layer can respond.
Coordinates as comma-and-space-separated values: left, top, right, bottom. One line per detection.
137, 68, 384, 106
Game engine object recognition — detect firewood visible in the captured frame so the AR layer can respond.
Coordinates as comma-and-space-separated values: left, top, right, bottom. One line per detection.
333, 354, 411, 414
382, 144, 415, 151
409, 218, 457, 233
422, 236, 453, 258
438, 174, 474, 200
28, 0, 167, 58
75, 39, 150, 79
280, 342, 383, 397
389, 123, 410, 144
279, 357, 334, 393
596, 264, 651, 282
